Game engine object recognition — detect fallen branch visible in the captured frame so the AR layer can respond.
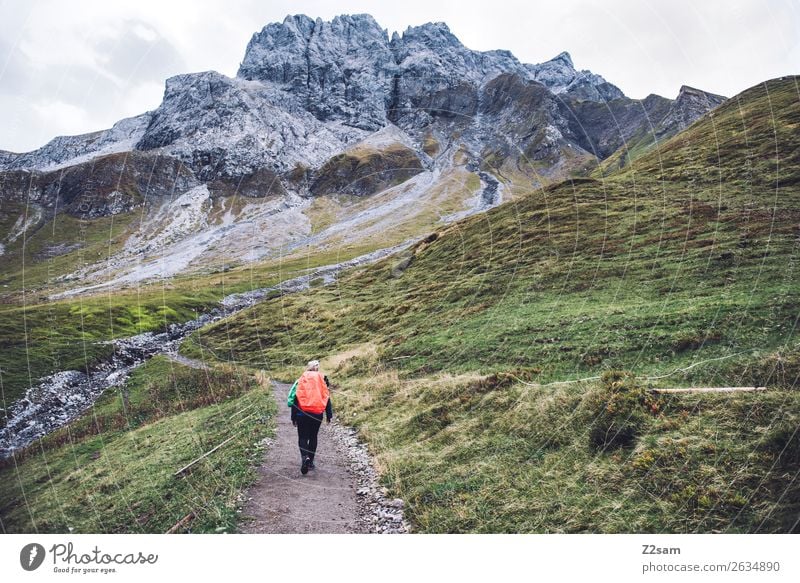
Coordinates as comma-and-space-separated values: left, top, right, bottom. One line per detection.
229, 401, 257, 420
233, 413, 255, 427
174, 434, 238, 477
165, 511, 195, 534
650, 386, 767, 394
644, 351, 751, 381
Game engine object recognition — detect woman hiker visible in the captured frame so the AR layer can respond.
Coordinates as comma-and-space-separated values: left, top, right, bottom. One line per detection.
288, 360, 333, 475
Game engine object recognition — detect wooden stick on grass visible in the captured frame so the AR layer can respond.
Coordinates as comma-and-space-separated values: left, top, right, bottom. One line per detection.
174, 434, 238, 477
650, 386, 767, 394
165, 511, 195, 534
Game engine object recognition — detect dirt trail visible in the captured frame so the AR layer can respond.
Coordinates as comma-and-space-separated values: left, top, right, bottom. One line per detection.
239, 381, 369, 533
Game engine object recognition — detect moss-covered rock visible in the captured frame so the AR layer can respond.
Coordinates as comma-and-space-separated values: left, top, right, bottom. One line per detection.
310, 143, 424, 196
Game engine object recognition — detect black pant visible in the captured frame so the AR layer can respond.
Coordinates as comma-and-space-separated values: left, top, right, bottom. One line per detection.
296, 414, 322, 462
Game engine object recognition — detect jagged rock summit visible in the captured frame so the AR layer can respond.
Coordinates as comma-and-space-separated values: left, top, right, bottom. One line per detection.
656, 85, 727, 137
236, 14, 624, 130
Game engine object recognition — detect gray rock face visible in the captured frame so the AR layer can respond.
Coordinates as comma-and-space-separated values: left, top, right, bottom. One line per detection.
236, 15, 622, 133
388, 22, 529, 123
135, 70, 366, 177
239, 14, 395, 130
656, 85, 727, 137
0, 151, 17, 166
0, 113, 151, 172
526, 52, 625, 101
562, 93, 674, 159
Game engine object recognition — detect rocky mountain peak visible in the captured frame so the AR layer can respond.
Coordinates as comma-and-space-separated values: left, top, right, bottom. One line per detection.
237, 13, 395, 130
525, 50, 622, 101
399, 21, 459, 46
277, 13, 386, 39
677, 84, 702, 96
675, 84, 725, 103
550, 51, 575, 68
656, 84, 727, 137
236, 13, 624, 131
280, 13, 316, 35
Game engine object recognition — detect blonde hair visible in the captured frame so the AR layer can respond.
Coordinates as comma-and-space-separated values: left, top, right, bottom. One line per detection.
306, 360, 320, 371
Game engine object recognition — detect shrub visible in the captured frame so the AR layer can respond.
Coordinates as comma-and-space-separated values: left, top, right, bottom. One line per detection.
671, 331, 722, 353
585, 370, 660, 451
750, 349, 800, 389
466, 373, 515, 394
406, 404, 451, 438
761, 419, 800, 467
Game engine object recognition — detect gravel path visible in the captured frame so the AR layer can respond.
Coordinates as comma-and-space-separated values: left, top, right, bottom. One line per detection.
239, 381, 409, 534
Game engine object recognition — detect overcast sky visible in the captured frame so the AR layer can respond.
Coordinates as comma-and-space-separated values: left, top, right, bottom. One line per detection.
1, 0, 797, 152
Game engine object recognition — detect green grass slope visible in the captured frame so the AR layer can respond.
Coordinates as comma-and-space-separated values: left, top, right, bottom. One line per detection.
334, 370, 800, 533
180, 76, 800, 532
0, 293, 216, 409
0, 356, 274, 533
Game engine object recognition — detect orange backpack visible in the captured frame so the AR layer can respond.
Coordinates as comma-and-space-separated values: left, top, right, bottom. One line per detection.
295, 371, 330, 414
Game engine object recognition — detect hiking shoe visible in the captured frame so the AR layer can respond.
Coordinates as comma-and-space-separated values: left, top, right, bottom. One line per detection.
301, 457, 310, 475
308, 460, 316, 470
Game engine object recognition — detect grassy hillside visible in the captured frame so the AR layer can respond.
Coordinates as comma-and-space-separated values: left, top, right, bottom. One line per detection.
0, 356, 274, 533
331, 369, 800, 533
178, 76, 800, 532
182, 174, 799, 386
0, 207, 133, 293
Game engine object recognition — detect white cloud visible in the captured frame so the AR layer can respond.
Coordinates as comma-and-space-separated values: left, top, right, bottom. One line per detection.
132, 23, 159, 43
0, 0, 797, 152
31, 100, 93, 137
119, 80, 164, 119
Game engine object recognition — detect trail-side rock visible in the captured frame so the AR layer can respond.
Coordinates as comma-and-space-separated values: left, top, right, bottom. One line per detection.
327, 422, 410, 533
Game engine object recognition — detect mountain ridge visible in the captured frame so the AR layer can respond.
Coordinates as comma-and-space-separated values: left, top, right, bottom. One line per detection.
0, 13, 729, 296
1, 13, 706, 173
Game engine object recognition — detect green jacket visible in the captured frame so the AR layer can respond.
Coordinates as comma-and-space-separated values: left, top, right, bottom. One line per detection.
287, 380, 299, 407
